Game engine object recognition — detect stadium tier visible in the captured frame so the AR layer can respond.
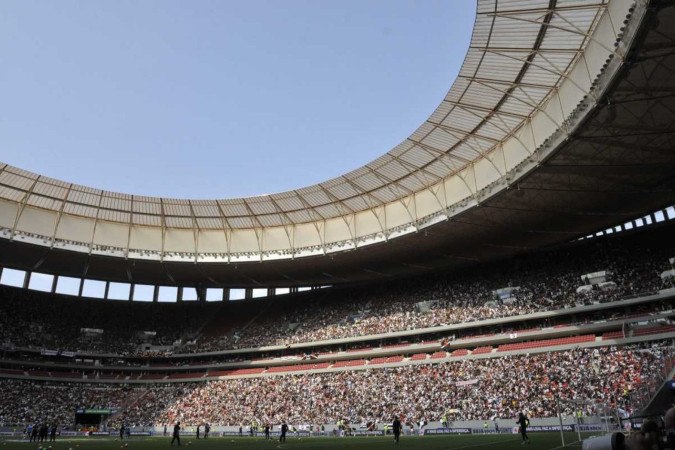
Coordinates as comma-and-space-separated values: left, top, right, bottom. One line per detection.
1, 224, 673, 358
0, 343, 672, 428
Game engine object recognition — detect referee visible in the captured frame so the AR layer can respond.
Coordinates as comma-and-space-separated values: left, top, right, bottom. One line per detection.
392, 416, 402, 444
516, 412, 530, 445
171, 421, 181, 446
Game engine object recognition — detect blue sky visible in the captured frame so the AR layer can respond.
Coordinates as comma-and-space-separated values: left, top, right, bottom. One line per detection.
1, 0, 475, 199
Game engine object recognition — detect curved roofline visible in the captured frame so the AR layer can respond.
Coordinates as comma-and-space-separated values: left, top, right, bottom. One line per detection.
0, 0, 641, 262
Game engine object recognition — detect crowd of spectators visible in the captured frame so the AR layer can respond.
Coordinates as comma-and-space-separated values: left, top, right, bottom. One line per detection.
0, 380, 131, 428
196, 233, 673, 350
0, 294, 212, 355
0, 228, 671, 356
117, 343, 672, 426
0, 342, 670, 428
1, 300, 670, 374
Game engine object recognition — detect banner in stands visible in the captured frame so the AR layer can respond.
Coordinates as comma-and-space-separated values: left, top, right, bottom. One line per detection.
86, 408, 112, 414
353, 430, 385, 436
60, 431, 90, 437
129, 431, 153, 436
424, 428, 472, 435
76, 408, 113, 414
455, 379, 478, 387
222, 431, 274, 437
512, 425, 575, 433
578, 425, 618, 432
91, 431, 111, 436
282, 430, 311, 437
220, 430, 310, 437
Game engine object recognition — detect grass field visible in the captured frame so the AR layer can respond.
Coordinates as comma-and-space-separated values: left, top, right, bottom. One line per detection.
0, 433, 598, 450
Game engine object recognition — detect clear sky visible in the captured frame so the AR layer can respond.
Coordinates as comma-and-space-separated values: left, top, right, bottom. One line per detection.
1, 0, 475, 199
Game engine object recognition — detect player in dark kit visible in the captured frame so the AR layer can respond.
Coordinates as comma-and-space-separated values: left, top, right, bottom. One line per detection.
204, 423, 210, 439
264, 425, 270, 440
516, 412, 530, 444
392, 416, 402, 444
279, 422, 288, 443
171, 421, 181, 446
196, 425, 200, 439
39, 424, 48, 442
50, 423, 57, 442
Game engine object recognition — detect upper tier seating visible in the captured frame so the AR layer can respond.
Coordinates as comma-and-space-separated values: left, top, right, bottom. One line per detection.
0, 226, 672, 356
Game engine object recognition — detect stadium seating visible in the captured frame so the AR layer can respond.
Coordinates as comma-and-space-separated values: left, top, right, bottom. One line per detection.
633, 325, 675, 336
0, 229, 672, 430
138, 374, 166, 380
333, 359, 367, 368
602, 331, 624, 340
497, 335, 596, 352
0, 227, 669, 358
0, 343, 670, 427
471, 346, 493, 355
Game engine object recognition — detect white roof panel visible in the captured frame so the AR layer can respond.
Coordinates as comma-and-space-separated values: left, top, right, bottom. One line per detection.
257, 214, 286, 227
165, 216, 193, 228
133, 214, 162, 226
246, 199, 277, 215
27, 194, 62, 210
63, 203, 98, 218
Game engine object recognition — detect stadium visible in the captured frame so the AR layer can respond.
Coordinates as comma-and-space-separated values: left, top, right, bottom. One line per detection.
1, 0, 675, 449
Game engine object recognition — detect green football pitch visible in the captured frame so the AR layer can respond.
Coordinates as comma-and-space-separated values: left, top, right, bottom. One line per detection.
0, 433, 598, 450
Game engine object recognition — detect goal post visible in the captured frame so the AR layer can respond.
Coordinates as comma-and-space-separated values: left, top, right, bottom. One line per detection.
555, 396, 617, 448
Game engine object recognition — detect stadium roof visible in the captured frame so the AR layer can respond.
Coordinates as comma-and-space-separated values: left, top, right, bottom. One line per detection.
0, 0, 611, 225
0, 0, 674, 287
